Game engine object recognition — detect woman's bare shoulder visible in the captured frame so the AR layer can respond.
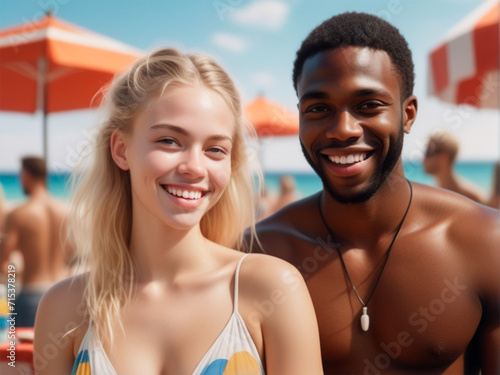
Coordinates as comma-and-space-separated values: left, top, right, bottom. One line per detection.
237, 253, 305, 296
41, 274, 86, 306
34, 274, 89, 373
36, 274, 88, 335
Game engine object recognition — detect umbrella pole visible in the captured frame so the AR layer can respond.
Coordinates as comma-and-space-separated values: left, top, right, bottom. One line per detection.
43, 109, 48, 163
37, 56, 48, 162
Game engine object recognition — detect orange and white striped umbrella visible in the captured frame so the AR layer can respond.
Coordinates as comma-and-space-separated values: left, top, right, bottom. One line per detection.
428, 0, 498, 108
0, 12, 142, 157
244, 95, 299, 137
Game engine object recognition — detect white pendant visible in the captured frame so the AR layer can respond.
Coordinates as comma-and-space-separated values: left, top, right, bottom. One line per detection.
361, 307, 369, 331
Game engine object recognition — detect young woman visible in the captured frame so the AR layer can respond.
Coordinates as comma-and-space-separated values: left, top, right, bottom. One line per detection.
34, 48, 323, 374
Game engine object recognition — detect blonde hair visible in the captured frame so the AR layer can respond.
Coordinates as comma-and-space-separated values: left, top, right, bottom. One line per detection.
69, 47, 260, 341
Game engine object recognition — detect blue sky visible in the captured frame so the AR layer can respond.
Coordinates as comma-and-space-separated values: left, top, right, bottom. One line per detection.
0, 0, 498, 172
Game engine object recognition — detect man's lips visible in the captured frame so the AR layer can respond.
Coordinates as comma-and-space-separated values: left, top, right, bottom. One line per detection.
162, 185, 207, 200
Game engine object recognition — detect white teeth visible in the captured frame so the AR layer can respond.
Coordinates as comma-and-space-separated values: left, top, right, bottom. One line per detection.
329, 153, 367, 165
165, 186, 203, 200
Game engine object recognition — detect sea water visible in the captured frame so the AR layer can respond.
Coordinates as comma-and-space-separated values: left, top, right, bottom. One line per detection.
262, 161, 496, 198
0, 161, 497, 204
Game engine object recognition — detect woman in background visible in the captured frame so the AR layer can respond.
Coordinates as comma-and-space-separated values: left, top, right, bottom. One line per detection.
33, 48, 322, 375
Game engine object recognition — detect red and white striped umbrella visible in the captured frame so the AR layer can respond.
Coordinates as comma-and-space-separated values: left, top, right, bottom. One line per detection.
428, 0, 499, 108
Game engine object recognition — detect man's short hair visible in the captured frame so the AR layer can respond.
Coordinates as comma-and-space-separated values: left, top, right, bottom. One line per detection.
428, 131, 460, 163
21, 156, 47, 180
293, 12, 415, 100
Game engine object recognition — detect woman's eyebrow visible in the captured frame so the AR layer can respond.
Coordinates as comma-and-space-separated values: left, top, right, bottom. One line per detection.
150, 123, 189, 136
150, 123, 232, 142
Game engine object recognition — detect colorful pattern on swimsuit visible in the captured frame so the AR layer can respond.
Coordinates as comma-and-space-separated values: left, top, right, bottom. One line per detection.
71, 254, 264, 374
71, 349, 91, 375
71, 327, 116, 375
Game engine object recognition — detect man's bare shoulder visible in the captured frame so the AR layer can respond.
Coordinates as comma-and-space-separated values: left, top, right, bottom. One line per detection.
413, 182, 499, 280
254, 192, 321, 258
415, 182, 499, 231
7, 198, 40, 219
5, 202, 31, 227
8, 196, 68, 225
48, 196, 69, 213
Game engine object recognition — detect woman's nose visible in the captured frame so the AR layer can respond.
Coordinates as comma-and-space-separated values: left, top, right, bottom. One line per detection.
178, 148, 207, 179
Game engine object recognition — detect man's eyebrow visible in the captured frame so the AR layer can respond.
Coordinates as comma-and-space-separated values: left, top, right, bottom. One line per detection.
299, 91, 329, 104
299, 88, 393, 104
352, 88, 392, 99
149, 123, 232, 142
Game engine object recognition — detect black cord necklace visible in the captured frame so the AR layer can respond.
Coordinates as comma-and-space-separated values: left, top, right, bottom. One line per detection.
317, 179, 413, 332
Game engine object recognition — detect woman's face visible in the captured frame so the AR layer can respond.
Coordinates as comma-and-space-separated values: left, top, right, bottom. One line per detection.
113, 84, 234, 230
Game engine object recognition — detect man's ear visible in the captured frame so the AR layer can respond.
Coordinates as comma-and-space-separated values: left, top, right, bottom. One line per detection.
402, 95, 418, 134
110, 130, 130, 171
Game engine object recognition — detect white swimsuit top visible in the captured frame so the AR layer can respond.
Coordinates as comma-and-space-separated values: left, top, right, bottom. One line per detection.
71, 254, 265, 375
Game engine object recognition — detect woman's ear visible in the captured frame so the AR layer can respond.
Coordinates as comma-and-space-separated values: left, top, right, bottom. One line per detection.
110, 130, 130, 171
403, 95, 418, 134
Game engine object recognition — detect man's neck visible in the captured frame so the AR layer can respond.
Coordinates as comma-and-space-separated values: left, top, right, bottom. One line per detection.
435, 169, 459, 190
28, 183, 48, 199
320, 176, 412, 249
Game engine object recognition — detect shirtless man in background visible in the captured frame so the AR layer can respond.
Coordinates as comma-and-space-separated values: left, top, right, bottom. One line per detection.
0, 156, 72, 326
254, 12, 499, 374
423, 131, 487, 204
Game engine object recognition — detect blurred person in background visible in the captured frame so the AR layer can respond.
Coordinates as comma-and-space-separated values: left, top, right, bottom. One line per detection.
487, 161, 500, 209
423, 131, 487, 204
272, 175, 301, 213
0, 182, 8, 234
0, 156, 72, 327
256, 183, 276, 221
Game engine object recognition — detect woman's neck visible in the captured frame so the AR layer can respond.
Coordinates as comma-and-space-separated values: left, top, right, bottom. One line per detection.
128, 211, 211, 284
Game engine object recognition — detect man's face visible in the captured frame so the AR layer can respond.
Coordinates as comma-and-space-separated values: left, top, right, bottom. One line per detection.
20, 168, 31, 195
296, 47, 415, 204
422, 139, 446, 175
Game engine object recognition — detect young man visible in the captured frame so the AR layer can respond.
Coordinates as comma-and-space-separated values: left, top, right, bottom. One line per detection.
423, 131, 487, 204
255, 12, 499, 374
0, 156, 72, 326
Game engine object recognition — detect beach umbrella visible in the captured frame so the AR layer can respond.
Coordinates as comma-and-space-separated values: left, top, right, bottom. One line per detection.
244, 95, 299, 172
0, 12, 142, 160
244, 95, 299, 137
427, 0, 499, 108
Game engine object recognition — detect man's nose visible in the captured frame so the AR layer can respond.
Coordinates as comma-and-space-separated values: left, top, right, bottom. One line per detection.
325, 110, 363, 141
